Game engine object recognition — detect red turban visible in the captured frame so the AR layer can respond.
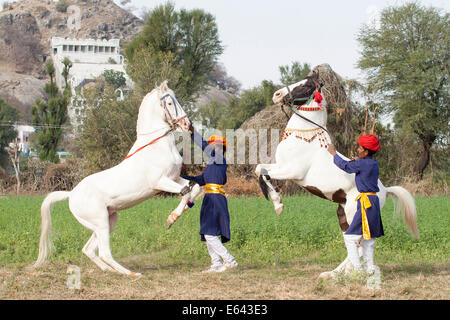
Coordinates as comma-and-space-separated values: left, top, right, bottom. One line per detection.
359, 135, 380, 151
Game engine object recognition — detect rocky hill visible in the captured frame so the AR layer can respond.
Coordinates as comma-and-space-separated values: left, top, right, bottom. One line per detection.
0, 0, 144, 121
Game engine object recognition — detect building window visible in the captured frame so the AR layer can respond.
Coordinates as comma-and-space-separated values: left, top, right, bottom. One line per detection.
88, 45, 93, 52
53, 48, 57, 54
69, 45, 73, 51
81, 46, 86, 52
63, 45, 67, 51
105, 46, 110, 53
99, 46, 104, 53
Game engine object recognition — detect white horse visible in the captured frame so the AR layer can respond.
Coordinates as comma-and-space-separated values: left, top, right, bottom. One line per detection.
255, 72, 419, 278
33, 81, 201, 276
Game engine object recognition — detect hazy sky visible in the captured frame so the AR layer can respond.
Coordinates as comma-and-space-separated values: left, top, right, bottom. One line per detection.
0, 0, 446, 88
112, 0, 448, 90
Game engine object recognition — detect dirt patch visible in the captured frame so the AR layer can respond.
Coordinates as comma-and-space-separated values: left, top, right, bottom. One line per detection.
1, 260, 448, 300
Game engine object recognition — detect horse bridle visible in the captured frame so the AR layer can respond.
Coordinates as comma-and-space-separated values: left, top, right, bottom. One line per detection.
160, 92, 188, 130
282, 84, 330, 135
124, 92, 188, 159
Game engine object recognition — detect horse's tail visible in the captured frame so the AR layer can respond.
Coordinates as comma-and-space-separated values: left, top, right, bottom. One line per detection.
386, 186, 419, 238
33, 191, 71, 268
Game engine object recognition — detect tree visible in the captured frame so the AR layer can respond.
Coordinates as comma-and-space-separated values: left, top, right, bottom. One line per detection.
55, 0, 68, 13
213, 80, 279, 130
61, 57, 73, 87
0, 98, 19, 152
279, 61, 311, 85
125, 2, 223, 113
31, 61, 71, 163
357, 3, 449, 179
73, 83, 141, 173
125, 46, 180, 96
196, 100, 226, 129
103, 69, 126, 89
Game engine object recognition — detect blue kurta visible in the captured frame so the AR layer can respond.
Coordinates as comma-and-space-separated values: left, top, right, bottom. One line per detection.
181, 131, 231, 243
333, 154, 384, 238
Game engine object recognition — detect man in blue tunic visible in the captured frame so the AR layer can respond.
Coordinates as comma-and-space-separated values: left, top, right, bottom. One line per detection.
181, 126, 238, 273
328, 134, 384, 273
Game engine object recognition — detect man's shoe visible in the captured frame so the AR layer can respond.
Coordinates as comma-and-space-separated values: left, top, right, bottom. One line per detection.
202, 265, 227, 273
224, 260, 238, 269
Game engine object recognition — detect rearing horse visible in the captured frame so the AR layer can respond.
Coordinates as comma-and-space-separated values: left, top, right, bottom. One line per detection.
33, 81, 198, 276
256, 71, 419, 278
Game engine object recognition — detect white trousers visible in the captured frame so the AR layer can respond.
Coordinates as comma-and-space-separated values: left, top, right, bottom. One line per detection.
204, 235, 235, 267
343, 234, 376, 272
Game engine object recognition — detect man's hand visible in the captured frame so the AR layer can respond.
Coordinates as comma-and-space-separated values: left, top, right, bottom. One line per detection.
188, 123, 194, 134
327, 144, 337, 156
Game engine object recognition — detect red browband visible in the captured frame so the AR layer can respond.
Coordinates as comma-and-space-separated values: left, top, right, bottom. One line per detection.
298, 106, 324, 111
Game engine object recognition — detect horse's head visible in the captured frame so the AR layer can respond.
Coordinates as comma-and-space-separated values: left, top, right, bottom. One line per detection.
137, 81, 191, 135
273, 71, 322, 106
157, 80, 191, 133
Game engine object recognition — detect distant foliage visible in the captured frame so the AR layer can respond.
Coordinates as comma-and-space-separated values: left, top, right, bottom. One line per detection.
279, 62, 312, 86
72, 83, 140, 173
31, 61, 71, 163
357, 2, 449, 179
103, 69, 126, 89
197, 80, 280, 130
125, 2, 223, 115
0, 98, 19, 151
55, 0, 68, 13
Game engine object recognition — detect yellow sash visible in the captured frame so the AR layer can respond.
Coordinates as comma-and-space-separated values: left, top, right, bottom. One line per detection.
355, 192, 377, 240
205, 183, 225, 195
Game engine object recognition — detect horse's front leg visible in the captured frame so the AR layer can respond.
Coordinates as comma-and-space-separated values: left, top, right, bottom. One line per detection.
256, 163, 297, 216
156, 177, 191, 228
184, 182, 204, 210
173, 179, 204, 213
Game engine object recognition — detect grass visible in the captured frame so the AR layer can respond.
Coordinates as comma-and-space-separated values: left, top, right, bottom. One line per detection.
0, 194, 448, 267
0, 194, 448, 299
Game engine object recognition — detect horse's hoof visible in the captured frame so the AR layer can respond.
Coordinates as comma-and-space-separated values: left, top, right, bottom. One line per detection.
130, 272, 142, 277
318, 271, 335, 279
275, 204, 284, 216
167, 212, 178, 228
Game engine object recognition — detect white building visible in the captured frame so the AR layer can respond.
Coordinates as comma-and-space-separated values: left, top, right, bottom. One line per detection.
50, 36, 132, 125
13, 125, 36, 157
51, 36, 131, 90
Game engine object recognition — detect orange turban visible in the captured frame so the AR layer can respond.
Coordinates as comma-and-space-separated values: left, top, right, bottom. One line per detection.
359, 135, 380, 151
208, 135, 227, 148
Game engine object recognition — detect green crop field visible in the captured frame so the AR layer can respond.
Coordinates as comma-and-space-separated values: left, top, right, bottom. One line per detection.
0, 194, 448, 267
0, 194, 448, 299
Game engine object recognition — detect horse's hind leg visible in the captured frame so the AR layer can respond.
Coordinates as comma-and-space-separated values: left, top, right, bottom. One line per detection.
96, 226, 140, 276
82, 233, 114, 271
81, 210, 118, 272
73, 206, 139, 276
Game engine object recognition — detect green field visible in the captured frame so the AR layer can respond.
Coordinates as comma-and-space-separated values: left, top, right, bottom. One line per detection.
0, 194, 448, 268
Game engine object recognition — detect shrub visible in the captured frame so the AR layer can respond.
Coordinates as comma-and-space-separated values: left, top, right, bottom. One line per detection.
55, 0, 68, 13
